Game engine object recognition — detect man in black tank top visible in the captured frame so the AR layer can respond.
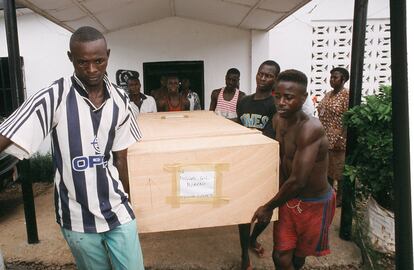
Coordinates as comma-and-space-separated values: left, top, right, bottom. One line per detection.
236, 60, 280, 270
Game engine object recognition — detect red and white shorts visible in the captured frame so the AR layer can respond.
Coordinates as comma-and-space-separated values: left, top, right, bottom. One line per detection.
273, 188, 336, 257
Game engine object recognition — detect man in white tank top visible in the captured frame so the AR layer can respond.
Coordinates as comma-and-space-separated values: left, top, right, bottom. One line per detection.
209, 68, 246, 120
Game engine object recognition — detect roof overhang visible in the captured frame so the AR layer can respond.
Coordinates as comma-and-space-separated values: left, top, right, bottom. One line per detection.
14, 0, 310, 33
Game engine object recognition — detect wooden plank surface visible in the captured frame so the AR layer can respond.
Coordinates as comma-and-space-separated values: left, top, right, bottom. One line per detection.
135, 110, 260, 141
129, 111, 279, 233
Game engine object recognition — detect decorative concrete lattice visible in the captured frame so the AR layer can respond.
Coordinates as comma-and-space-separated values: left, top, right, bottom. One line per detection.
310, 20, 391, 104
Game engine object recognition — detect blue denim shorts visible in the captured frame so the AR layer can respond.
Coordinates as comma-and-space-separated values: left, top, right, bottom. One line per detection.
61, 219, 144, 270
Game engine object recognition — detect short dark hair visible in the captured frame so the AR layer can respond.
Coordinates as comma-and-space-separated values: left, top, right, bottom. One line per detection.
276, 69, 308, 91
127, 75, 139, 82
259, 60, 281, 76
167, 74, 179, 81
226, 68, 240, 76
330, 67, 350, 82
70, 26, 106, 49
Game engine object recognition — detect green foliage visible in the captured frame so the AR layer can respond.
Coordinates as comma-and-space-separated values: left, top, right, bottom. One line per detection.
28, 152, 54, 183
343, 85, 393, 210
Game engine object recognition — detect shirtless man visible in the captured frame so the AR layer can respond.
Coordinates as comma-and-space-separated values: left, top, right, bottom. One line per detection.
151, 75, 168, 111
251, 69, 335, 270
157, 75, 190, 112
209, 68, 245, 120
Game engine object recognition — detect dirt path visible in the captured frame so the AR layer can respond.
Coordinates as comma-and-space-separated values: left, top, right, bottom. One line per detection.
0, 184, 362, 269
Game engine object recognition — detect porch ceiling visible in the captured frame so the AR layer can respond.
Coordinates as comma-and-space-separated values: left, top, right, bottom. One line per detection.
15, 0, 310, 33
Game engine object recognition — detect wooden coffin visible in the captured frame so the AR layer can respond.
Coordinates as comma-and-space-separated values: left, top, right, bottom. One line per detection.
128, 111, 279, 233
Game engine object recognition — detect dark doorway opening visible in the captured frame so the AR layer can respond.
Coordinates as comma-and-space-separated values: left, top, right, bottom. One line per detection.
143, 61, 204, 109
0, 57, 25, 118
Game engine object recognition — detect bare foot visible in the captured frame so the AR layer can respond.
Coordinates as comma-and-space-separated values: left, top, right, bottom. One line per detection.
249, 241, 265, 258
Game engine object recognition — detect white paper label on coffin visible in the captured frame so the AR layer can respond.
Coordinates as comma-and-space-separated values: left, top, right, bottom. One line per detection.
179, 170, 216, 198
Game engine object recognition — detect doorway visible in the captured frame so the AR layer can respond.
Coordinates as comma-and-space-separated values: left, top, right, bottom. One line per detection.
143, 61, 204, 109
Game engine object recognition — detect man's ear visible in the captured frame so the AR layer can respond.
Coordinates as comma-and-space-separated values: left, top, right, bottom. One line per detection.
302, 91, 308, 103
107, 49, 111, 57
67, 51, 73, 62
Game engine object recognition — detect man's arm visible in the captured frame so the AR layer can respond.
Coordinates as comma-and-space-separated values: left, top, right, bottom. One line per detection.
113, 149, 131, 200
182, 96, 190, 111
237, 91, 246, 103
0, 135, 12, 153
209, 89, 219, 111
252, 121, 324, 222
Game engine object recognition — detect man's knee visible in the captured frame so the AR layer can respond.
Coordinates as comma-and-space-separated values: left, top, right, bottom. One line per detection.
272, 249, 293, 268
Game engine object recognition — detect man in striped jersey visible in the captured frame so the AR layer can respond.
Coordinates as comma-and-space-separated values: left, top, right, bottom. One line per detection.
209, 68, 246, 121
251, 70, 335, 270
0, 26, 144, 270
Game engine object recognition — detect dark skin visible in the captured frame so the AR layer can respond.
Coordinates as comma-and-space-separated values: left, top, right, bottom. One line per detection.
157, 77, 189, 111
113, 149, 131, 200
209, 73, 246, 114
151, 76, 168, 110
330, 71, 346, 94
251, 80, 330, 270
128, 78, 143, 109
238, 64, 278, 270
68, 39, 109, 108
180, 78, 191, 96
0, 136, 12, 154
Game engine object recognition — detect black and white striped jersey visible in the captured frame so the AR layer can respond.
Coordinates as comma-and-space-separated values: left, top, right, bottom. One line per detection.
0, 74, 141, 233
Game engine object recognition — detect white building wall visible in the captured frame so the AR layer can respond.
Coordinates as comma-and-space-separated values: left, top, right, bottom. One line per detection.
269, 0, 390, 100
0, 11, 72, 97
250, 30, 269, 91
0, 14, 262, 109
105, 16, 253, 107
0, 11, 270, 152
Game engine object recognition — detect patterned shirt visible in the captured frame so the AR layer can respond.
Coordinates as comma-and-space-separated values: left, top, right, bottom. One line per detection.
317, 89, 349, 150
0, 74, 141, 233
187, 91, 201, 111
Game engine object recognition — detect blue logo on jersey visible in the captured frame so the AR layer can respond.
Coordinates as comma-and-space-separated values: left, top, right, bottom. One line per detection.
91, 136, 101, 153
240, 113, 269, 129
72, 155, 107, 171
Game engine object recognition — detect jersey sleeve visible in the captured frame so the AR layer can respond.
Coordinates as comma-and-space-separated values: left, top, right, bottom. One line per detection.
0, 80, 63, 159
112, 101, 142, 152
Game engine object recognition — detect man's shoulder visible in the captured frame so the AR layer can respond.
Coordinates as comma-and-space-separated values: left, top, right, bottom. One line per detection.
211, 88, 221, 95
145, 94, 156, 102
238, 90, 247, 97
299, 116, 326, 140
32, 77, 68, 98
190, 91, 200, 98
240, 93, 255, 102
109, 82, 131, 106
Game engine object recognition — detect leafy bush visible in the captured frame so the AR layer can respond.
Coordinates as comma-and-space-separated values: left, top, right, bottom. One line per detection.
343, 85, 393, 210
28, 152, 54, 183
